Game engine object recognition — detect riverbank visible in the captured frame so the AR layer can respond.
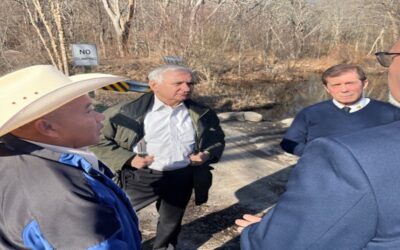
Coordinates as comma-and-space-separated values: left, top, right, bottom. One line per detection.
93, 53, 388, 121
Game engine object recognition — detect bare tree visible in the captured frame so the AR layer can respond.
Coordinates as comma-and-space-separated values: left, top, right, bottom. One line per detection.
51, 0, 68, 74
100, 0, 136, 56
19, 0, 69, 74
2, 0, 400, 80
188, 0, 204, 44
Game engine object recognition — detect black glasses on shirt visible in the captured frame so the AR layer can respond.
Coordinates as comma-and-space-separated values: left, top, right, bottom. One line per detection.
375, 52, 400, 67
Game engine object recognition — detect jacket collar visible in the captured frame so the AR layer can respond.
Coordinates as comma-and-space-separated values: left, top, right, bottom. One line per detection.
121, 92, 210, 120
1, 133, 63, 163
1, 133, 114, 178
184, 99, 210, 119
121, 93, 154, 120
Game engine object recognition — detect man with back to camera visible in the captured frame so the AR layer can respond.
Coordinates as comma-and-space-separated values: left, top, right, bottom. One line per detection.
376, 40, 400, 106
0, 65, 141, 249
280, 63, 400, 156
235, 41, 400, 249
91, 64, 225, 250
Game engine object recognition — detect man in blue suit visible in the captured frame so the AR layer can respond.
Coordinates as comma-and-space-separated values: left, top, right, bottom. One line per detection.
380, 40, 400, 106
236, 41, 400, 249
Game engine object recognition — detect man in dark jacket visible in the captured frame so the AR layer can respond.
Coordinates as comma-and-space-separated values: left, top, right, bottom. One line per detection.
91, 65, 225, 250
0, 65, 141, 249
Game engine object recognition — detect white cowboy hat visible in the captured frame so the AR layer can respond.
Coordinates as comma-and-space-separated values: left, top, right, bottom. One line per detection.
0, 65, 127, 137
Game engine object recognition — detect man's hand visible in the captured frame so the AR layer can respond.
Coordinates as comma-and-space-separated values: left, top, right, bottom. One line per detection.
235, 214, 262, 233
189, 151, 210, 166
130, 155, 154, 169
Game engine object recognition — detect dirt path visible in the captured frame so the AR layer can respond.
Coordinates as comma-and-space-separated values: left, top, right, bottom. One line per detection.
138, 120, 298, 249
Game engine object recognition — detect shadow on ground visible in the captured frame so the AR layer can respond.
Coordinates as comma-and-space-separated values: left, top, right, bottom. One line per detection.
142, 165, 294, 250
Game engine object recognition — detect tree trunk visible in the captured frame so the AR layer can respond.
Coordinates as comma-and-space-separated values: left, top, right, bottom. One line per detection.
51, 0, 69, 75
101, 0, 136, 57
31, 0, 63, 70
188, 0, 204, 44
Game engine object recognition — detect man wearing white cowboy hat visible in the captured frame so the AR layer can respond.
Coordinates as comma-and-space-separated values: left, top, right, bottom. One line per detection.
0, 65, 141, 249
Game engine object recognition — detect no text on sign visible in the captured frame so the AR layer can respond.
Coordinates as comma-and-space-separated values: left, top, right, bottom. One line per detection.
71, 44, 98, 66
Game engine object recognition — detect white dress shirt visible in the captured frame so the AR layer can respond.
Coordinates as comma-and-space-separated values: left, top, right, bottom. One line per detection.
332, 97, 370, 113
25, 140, 102, 172
133, 96, 196, 171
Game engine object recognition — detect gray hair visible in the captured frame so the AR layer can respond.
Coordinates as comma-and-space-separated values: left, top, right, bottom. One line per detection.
148, 65, 195, 84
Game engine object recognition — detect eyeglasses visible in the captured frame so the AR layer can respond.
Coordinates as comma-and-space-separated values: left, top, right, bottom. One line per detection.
375, 52, 400, 67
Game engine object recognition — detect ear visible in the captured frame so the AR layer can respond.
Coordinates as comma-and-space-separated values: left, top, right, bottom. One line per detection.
33, 118, 59, 138
148, 80, 158, 92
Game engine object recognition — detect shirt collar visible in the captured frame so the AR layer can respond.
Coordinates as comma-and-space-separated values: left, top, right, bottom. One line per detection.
152, 95, 185, 111
332, 97, 370, 112
24, 140, 100, 171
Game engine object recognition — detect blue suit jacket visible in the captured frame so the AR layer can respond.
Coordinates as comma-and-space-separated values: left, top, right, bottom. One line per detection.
241, 120, 400, 249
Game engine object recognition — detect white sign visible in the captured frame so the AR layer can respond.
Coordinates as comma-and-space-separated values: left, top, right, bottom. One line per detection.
71, 44, 98, 66
163, 55, 184, 65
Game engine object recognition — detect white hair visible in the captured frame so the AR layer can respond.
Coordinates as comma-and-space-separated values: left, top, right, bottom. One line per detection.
148, 65, 195, 84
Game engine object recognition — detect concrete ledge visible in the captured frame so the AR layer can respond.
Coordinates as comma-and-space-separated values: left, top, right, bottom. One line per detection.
218, 111, 263, 122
